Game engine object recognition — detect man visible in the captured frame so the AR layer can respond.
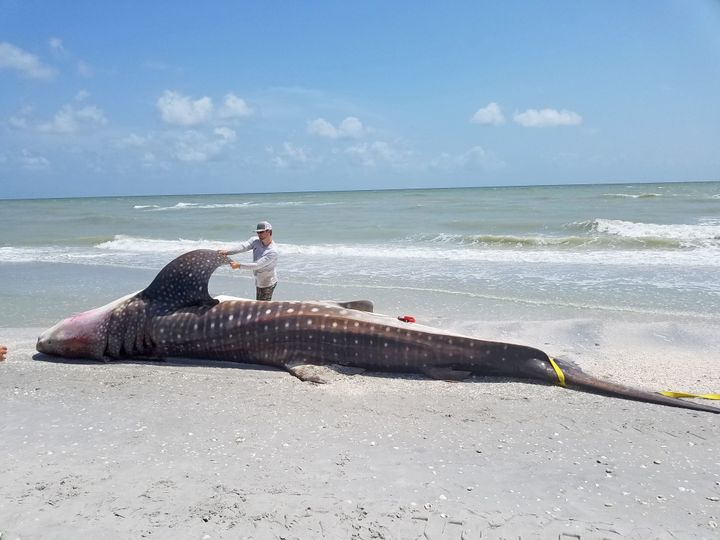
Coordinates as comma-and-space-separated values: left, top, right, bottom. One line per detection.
219, 221, 279, 301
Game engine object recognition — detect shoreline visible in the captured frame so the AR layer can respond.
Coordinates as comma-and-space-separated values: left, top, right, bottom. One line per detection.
2, 261, 718, 330
2, 319, 719, 539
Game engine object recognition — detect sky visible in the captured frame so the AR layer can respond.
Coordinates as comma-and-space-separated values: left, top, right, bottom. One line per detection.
1, 0, 719, 199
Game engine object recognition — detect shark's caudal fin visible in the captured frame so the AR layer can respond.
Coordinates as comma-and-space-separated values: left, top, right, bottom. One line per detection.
139, 249, 231, 310
555, 357, 720, 414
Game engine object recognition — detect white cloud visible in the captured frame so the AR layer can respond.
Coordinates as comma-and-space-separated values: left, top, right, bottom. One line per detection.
157, 91, 214, 126
119, 133, 147, 147
174, 145, 208, 162
461, 146, 493, 166
19, 149, 50, 170
471, 102, 505, 125
281, 142, 308, 162
307, 118, 338, 138
118, 126, 237, 164
75, 105, 106, 124
214, 127, 237, 141
77, 60, 93, 77
38, 104, 108, 133
219, 93, 253, 118
144, 60, 171, 71
140, 151, 170, 170
308, 116, 367, 139
75, 90, 90, 102
49, 37, 67, 57
338, 117, 364, 137
270, 141, 311, 169
143, 60, 184, 75
431, 146, 504, 169
513, 108, 582, 127
8, 115, 27, 129
8, 105, 33, 129
157, 90, 252, 125
344, 141, 409, 167
47, 38, 94, 77
170, 129, 236, 162
0, 42, 56, 80
269, 142, 311, 168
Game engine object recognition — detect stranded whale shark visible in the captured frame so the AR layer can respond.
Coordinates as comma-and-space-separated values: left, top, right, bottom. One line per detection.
37, 249, 719, 414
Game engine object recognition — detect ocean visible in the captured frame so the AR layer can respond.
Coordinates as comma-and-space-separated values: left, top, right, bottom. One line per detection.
1, 182, 718, 330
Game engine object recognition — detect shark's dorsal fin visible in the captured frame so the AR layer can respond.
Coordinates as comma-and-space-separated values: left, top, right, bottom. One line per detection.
140, 249, 230, 309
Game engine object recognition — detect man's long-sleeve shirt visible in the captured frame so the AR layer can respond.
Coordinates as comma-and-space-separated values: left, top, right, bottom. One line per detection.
226, 237, 279, 288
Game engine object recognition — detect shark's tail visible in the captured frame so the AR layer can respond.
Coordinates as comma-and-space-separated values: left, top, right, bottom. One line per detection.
553, 357, 720, 414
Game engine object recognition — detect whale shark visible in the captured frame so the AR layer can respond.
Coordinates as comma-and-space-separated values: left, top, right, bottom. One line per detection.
36, 249, 719, 414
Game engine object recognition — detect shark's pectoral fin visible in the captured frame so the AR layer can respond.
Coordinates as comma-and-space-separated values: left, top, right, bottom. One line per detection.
422, 367, 472, 382
285, 361, 366, 383
285, 361, 331, 383
329, 364, 366, 376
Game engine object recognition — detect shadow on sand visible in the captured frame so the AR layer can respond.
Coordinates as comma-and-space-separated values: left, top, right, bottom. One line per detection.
32, 352, 518, 385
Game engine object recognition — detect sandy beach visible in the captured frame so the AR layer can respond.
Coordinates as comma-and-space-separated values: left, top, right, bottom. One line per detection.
2, 317, 719, 539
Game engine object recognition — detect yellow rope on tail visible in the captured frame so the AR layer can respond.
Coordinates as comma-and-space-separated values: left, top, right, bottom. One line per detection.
659, 391, 720, 400
548, 357, 566, 387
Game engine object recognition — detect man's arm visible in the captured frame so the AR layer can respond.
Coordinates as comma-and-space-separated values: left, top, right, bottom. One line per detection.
239, 249, 278, 271
220, 237, 254, 256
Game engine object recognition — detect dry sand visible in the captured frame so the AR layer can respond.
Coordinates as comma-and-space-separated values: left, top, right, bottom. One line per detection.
1, 318, 719, 539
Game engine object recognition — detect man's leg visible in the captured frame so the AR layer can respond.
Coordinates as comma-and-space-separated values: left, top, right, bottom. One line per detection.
256, 283, 277, 301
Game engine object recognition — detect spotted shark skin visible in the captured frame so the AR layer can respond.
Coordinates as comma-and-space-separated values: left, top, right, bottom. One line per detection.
37, 249, 719, 414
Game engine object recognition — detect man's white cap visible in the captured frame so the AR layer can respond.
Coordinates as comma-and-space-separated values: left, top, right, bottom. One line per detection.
255, 221, 272, 232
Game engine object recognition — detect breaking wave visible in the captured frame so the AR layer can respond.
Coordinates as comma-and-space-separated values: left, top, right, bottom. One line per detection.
602, 192, 662, 199
411, 217, 720, 250
134, 201, 342, 211
574, 218, 720, 248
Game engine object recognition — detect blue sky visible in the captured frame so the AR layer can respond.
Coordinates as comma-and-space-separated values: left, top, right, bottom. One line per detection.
1, 1, 719, 199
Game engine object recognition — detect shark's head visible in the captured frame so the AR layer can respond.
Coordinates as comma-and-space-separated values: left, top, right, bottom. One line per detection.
37, 250, 232, 361
36, 292, 138, 359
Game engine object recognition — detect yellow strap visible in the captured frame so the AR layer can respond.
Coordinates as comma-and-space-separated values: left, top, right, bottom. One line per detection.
545, 358, 719, 400
659, 391, 720, 401
548, 357, 566, 387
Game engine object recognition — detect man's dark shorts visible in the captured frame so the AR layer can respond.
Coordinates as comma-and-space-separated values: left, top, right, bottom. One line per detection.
256, 283, 277, 301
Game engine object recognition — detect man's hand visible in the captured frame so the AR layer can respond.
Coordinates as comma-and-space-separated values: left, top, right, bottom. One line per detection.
230, 262, 241, 270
